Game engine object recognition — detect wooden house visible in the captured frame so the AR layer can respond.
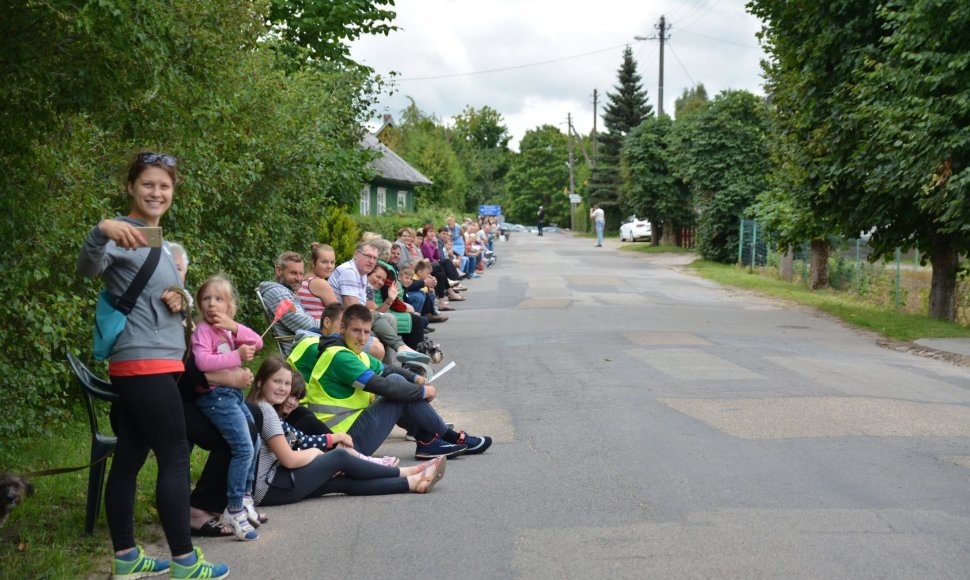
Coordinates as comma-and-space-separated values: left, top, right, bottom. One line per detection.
359, 132, 432, 215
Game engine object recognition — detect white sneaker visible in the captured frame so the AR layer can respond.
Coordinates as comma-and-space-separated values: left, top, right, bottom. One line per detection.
242, 496, 260, 528
221, 508, 258, 541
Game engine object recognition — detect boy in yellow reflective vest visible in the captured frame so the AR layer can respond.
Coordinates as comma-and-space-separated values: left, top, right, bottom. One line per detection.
301, 304, 491, 460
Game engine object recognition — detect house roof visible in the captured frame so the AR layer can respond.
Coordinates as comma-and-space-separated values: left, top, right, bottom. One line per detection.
362, 133, 432, 187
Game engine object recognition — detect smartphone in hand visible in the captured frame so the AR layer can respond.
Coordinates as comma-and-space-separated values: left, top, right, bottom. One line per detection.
135, 227, 163, 248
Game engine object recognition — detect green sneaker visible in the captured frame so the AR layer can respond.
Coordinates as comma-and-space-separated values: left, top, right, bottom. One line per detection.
110, 545, 170, 579
171, 547, 229, 579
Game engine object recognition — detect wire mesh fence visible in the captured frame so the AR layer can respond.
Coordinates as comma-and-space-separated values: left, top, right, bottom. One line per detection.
735, 219, 970, 323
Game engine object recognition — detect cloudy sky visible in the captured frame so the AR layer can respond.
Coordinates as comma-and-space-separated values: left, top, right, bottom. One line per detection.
350, 0, 768, 150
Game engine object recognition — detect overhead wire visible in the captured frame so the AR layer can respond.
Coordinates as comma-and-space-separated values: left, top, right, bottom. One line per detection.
667, 0, 698, 21
675, 27, 759, 49
679, 0, 722, 30
666, 41, 697, 88
674, 0, 715, 28
396, 42, 631, 82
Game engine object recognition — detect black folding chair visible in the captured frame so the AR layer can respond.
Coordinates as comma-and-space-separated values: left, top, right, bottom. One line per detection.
65, 352, 118, 534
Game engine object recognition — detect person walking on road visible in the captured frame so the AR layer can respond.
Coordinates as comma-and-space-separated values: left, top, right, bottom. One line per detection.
590, 204, 605, 247
537, 205, 545, 236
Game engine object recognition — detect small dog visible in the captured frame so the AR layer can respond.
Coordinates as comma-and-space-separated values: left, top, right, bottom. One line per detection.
0, 472, 34, 527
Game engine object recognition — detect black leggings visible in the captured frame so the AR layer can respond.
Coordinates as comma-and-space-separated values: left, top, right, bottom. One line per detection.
401, 313, 428, 349
106, 373, 192, 556
434, 258, 461, 282
287, 405, 331, 436
259, 448, 408, 506
430, 268, 449, 298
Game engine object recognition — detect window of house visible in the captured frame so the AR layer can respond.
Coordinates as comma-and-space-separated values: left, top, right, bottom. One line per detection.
398, 190, 407, 211
360, 185, 370, 215
377, 187, 386, 214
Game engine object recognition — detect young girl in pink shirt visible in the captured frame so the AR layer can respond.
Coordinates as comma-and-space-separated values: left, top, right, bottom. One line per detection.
191, 275, 263, 541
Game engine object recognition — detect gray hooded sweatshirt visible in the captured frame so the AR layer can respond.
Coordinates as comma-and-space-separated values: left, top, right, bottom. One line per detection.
77, 217, 185, 363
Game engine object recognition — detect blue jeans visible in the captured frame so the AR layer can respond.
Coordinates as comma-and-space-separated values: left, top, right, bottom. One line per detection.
405, 290, 426, 313
595, 220, 605, 245
466, 253, 480, 273
196, 387, 255, 510
346, 384, 449, 456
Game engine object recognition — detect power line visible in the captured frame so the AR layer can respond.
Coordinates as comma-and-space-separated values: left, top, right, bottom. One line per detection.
680, 0, 722, 30
666, 41, 697, 88
676, 0, 716, 27
667, 0, 698, 21
396, 42, 631, 82
675, 27, 759, 49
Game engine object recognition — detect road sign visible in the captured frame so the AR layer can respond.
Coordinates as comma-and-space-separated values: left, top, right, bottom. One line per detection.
569, 194, 582, 204
479, 205, 502, 216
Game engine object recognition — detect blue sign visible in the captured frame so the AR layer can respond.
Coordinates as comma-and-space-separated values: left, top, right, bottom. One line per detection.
479, 205, 502, 216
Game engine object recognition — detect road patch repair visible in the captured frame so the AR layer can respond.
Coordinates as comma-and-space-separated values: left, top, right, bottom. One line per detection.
513, 508, 970, 578
626, 348, 765, 381
623, 331, 713, 346
659, 396, 970, 439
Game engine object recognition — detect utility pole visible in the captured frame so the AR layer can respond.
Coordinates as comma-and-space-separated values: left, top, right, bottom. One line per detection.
591, 89, 598, 167
635, 15, 670, 117
657, 15, 666, 117
567, 113, 577, 231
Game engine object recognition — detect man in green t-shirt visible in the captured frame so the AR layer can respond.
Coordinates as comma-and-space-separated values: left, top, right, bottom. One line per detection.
304, 304, 491, 459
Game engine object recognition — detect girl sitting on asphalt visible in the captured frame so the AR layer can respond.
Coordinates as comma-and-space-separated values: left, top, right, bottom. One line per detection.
245, 355, 445, 507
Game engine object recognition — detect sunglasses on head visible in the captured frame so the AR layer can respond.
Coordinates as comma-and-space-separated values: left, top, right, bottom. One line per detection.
137, 152, 177, 167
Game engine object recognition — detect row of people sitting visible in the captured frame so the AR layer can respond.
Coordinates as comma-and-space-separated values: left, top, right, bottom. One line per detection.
187, 225, 495, 542
193, 224, 491, 540
81, 151, 495, 577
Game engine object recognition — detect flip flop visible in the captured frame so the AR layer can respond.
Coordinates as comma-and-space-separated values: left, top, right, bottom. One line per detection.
190, 517, 233, 537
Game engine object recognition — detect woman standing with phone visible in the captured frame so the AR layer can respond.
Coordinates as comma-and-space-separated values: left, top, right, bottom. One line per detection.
77, 152, 229, 579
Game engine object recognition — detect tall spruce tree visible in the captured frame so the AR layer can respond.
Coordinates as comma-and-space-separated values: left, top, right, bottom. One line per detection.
588, 47, 652, 229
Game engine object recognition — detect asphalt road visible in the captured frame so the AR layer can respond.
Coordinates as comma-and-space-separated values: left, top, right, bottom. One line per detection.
200, 232, 970, 579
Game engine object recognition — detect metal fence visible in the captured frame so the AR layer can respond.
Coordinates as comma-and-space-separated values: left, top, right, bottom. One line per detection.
738, 219, 770, 267
737, 219, 935, 311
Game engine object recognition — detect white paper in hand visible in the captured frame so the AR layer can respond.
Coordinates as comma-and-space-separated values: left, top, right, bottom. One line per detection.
429, 361, 456, 383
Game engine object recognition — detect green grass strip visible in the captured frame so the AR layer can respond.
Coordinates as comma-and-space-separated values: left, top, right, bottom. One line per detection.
688, 260, 970, 341
619, 243, 695, 254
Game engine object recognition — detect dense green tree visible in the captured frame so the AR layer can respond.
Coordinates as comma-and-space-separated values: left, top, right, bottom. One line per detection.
503, 125, 570, 226
669, 90, 769, 262
0, 0, 381, 436
750, 0, 970, 316
673, 83, 709, 119
450, 105, 512, 212
267, 0, 398, 65
623, 116, 693, 245
384, 99, 467, 210
588, 46, 652, 229
855, 0, 970, 319
748, 0, 883, 289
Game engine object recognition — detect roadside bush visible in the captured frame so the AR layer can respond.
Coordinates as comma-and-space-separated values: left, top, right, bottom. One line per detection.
354, 207, 462, 242
0, 2, 377, 437
318, 206, 362, 263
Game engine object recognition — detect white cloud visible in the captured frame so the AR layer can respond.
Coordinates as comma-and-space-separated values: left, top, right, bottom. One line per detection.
351, 0, 767, 150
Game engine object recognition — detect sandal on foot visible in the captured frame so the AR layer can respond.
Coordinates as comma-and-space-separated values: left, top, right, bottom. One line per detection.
416, 456, 446, 493
190, 517, 233, 537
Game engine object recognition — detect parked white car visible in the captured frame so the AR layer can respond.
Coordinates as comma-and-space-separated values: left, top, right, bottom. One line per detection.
619, 216, 651, 242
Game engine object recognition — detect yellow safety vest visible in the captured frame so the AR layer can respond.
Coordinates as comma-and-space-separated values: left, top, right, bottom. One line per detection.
304, 346, 375, 432
286, 335, 321, 382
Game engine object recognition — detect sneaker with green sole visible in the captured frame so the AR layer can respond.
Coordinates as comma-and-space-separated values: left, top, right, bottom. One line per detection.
110, 545, 169, 579
171, 547, 229, 579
